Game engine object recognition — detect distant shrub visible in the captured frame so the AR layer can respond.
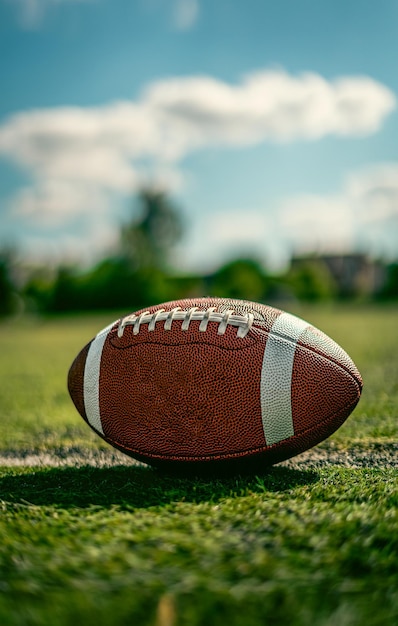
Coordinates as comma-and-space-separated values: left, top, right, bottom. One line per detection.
377, 263, 398, 300
209, 258, 269, 302
45, 259, 175, 312
287, 259, 337, 302
0, 250, 19, 315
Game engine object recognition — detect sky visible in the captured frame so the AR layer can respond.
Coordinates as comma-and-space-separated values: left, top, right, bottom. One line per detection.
1, 0, 398, 272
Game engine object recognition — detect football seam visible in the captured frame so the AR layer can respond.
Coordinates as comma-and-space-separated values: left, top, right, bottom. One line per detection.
110, 336, 258, 351
95, 393, 361, 463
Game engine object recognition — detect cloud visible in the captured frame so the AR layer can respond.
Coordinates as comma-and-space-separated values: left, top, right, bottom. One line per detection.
7, 0, 95, 29
143, 71, 396, 148
1, 69, 394, 170
17, 224, 119, 266
5, 179, 121, 263
207, 211, 269, 246
181, 163, 398, 271
9, 180, 109, 224
279, 163, 398, 261
201, 211, 271, 268
0, 69, 396, 261
280, 196, 354, 254
172, 0, 199, 31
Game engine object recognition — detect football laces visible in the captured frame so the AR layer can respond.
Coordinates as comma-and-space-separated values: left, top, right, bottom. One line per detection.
117, 307, 254, 339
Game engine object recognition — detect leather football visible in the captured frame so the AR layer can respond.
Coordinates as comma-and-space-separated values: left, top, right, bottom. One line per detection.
68, 298, 362, 470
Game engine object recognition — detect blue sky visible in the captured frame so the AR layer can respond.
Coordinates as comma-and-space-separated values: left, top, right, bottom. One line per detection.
1, 0, 398, 271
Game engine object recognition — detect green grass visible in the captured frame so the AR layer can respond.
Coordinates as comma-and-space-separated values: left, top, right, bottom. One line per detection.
295, 304, 398, 442
0, 305, 397, 625
0, 312, 116, 451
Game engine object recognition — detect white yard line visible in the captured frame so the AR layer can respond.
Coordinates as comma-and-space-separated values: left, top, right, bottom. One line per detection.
0, 444, 396, 469
281, 444, 398, 469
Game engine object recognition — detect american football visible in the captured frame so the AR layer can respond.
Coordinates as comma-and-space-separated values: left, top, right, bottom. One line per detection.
67, 297, 363, 469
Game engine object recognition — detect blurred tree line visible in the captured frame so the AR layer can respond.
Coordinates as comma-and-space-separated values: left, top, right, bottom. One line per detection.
1, 188, 398, 316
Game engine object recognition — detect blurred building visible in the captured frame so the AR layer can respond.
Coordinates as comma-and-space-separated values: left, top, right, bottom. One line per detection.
291, 253, 386, 298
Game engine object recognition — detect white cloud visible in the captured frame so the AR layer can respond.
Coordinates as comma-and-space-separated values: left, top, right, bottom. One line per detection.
172, 210, 271, 273
19, 225, 119, 266
346, 164, 398, 223
180, 163, 398, 272
207, 211, 269, 246
279, 163, 398, 261
1, 69, 394, 174
183, 198, 352, 272
172, 0, 199, 30
144, 71, 396, 146
0, 69, 396, 262
9, 180, 109, 224
7, 179, 121, 264
7, 0, 95, 29
280, 195, 354, 255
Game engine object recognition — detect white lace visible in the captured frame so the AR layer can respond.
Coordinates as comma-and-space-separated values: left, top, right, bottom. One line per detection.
117, 307, 254, 339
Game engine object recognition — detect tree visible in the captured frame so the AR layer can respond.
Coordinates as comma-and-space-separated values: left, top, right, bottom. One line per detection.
0, 249, 17, 315
120, 187, 184, 271
210, 258, 269, 302
18, 189, 202, 313
288, 258, 337, 302
378, 262, 398, 300
43, 188, 184, 312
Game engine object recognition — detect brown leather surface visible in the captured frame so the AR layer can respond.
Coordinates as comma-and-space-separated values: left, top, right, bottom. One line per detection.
291, 344, 361, 438
67, 341, 90, 422
102, 322, 266, 459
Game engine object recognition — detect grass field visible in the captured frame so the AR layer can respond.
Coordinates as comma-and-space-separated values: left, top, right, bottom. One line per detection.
0, 305, 397, 625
